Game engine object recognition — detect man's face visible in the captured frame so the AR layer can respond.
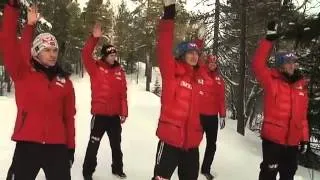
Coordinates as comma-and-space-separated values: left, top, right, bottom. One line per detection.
37, 47, 59, 67
208, 61, 217, 71
105, 53, 117, 65
185, 50, 199, 66
280, 61, 296, 76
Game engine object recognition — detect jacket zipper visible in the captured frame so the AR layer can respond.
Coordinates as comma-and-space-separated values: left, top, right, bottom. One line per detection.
183, 76, 196, 149
43, 82, 51, 144
286, 86, 293, 144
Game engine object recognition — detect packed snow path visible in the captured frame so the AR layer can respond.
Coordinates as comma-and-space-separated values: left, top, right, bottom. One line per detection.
0, 75, 318, 180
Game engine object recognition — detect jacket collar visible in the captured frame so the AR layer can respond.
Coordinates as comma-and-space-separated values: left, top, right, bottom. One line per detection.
97, 60, 120, 70
271, 69, 307, 86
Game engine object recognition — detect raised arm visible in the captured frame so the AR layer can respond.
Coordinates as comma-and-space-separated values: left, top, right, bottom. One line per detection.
81, 36, 99, 76
251, 39, 273, 88
252, 22, 280, 88
193, 25, 206, 51
157, 2, 176, 80
2, 4, 30, 81
19, 24, 34, 66
0, 32, 3, 52
81, 23, 103, 76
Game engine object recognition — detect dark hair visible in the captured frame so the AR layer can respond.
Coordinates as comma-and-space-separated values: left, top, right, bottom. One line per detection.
101, 44, 117, 58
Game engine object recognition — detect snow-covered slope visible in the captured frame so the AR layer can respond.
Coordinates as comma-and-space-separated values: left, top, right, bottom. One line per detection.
0, 74, 319, 180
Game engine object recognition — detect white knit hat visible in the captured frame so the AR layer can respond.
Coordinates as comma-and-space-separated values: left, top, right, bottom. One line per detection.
31, 33, 58, 58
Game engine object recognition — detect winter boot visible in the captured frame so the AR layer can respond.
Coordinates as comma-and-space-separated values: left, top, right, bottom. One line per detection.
112, 170, 127, 179
202, 172, 214, 180
83, 175, 93, 180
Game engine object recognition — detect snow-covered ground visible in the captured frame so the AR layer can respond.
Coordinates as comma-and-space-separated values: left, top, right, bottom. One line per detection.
0, 71, 319, 180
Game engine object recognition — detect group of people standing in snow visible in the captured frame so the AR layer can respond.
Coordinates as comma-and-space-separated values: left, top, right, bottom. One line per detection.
0, 0, 310, 180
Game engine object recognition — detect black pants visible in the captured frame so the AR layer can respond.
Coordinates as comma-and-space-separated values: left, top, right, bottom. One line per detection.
83, 115, 123, 176
6, 147, 50, 180
200, 114, 219, 173
7, 141, 70, 180
6, 146, 16, 180
259, 139, 299, 180
6, 162, 14, 180
152, 141, 199, 180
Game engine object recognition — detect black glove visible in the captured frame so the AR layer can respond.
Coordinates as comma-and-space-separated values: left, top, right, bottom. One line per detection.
68, 149, 75, 168
7, 0, 20, 8
299, 141, 308, 154
266, 21, 280, 41
162, 4, 176, 20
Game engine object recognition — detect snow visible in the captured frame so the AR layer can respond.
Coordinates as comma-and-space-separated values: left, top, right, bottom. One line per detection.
0, 70, 319, 180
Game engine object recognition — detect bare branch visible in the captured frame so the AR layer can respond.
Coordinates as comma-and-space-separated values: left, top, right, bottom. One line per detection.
295, 0, 309, 11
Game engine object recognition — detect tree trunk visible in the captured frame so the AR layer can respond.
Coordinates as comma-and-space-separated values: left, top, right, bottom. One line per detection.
213, 0, 220, 55
5, 70, 11, 93
230, 86, 237, 120
146, 51, 152, 92
0, 78, 3, 96
236, 0, 247, 136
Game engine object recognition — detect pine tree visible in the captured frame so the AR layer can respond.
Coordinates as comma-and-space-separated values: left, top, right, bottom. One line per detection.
114, 0, 135, 72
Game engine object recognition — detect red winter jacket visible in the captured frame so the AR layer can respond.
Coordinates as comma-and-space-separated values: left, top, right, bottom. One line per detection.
199, 66, 226, 117
2, 5, 76, 149
156, 19, 204, 149
82, 37, 128, 117
252, 39, 309, 146
0, 31, 3, 52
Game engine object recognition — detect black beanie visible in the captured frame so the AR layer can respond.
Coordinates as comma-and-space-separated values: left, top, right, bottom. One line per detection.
101, 44, 117, 57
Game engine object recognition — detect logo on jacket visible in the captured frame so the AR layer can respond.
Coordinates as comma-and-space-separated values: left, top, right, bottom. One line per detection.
299, 92, 305, 96
115, 71, 122, 80
215, 77, 222, 85
198, 79, 204, 85
99, 67, 108, 74
180, 80, 192, 90
199, 91, 204, 95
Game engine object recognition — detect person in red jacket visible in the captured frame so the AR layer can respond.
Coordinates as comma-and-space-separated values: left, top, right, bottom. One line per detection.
82, 22, 128, 180
199, 54, 226, 180
152, 1, 205, 179
252, 22, 309, 180
2, 1, 76, 180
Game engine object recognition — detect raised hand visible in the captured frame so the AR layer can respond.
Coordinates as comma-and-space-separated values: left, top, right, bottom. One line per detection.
92, 23, 103, 38
162, 0, 176, 20
198, 24, 207, 40
27, 5, 39, 26
266, 21, 279, 41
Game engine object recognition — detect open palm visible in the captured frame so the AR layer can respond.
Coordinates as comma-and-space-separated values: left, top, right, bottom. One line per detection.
93, 23, 103, 38
27, 5, 39, 26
